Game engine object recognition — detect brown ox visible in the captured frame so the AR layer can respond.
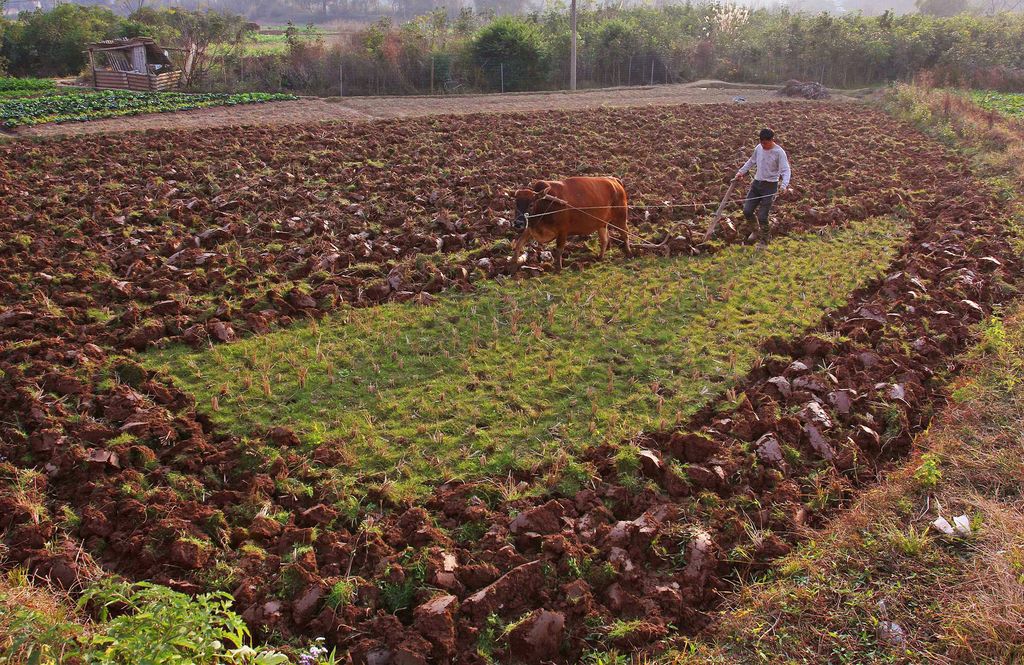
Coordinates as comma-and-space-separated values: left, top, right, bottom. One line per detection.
511, 177, 632, 271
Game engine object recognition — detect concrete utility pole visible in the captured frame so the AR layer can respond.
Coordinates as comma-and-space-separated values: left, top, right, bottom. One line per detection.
570, 0, 577, 91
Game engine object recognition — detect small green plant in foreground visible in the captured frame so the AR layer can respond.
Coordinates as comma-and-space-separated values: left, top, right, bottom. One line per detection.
980, 315, 1007, 354
325, 579, 356, 609
2, 576, 290, 664
913, 453, 942, 489
606, 618, 647, 639
890, 524, 931, 557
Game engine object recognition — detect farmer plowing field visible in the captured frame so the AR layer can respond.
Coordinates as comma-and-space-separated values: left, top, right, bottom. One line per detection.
513, 128, 793, 267
734, 127, 792, 247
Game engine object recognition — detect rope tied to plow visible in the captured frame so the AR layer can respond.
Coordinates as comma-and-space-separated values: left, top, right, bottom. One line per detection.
522, 187, 781, 248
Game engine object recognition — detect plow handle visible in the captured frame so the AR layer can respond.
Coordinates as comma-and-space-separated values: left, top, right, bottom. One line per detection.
702, 179, 739, 243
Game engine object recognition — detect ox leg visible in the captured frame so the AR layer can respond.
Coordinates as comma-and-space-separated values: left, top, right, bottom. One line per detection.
597, 226, 609, 260
510, 230, 532, 271
554, 231, 567, 272
618, 217, 633, 257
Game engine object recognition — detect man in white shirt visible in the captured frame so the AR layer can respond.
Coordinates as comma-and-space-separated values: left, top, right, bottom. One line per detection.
733, 128, 791, 247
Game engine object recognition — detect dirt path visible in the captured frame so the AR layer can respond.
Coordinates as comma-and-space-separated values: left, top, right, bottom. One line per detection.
8, 80, 849, 138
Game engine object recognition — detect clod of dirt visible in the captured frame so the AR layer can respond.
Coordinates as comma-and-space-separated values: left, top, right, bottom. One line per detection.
669, 432, 720, 463
637, 448, 664, 477
509, 500, 565, 536
507, 609, 566, 663
798, 401, 833, 429
292, 585, 324, 626
804, 424, 835, 461
609, 620, 668, 649
299, 504, 338, 526
766, 376, 792, 398
249, 515, 283, 540
169, 538, 211, 569
269, 426, 301, 447
412, 594, 458, 659
365, 649, 393, 665
85, 449, 120, 469
461, 560, 544, 623
827, 390, 855, 415
685, 464, 722, 490
793, 374, 830, 395
683, 528, 717, 587
755, 433, 784, 466
209, 321, 235, 343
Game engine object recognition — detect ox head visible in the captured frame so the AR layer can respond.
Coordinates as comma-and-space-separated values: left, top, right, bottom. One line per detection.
512, 180, 551, 231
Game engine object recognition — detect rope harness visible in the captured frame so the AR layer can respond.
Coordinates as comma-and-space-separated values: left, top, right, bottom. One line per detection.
521, 188, 781, 246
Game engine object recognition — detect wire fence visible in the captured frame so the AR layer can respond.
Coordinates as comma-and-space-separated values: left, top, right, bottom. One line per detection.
327, 52, 685, 97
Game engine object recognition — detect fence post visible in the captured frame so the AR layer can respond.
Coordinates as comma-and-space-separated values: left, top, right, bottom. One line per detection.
627, 56, 632, 86
430, 55, 435, 95
650, 57, 655, 86
570, 0, 577, 91
500, 62, 504, 94
339, 61, 344, 97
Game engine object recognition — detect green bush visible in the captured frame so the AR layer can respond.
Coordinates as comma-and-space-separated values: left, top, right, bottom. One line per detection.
472, 17, 546, 91
1, 5, 131, 77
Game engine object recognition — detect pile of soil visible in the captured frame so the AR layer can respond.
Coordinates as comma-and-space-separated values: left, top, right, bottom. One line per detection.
779, 80, 831, 100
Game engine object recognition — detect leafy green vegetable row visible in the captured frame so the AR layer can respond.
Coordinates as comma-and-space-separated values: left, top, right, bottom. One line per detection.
0, 77, 55, 93
968, 90, 1024, 118
0, 90, 298, 127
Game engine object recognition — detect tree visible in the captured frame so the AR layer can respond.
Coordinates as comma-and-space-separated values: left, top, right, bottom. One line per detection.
120, 0, 149, 16
590, 18, 640, 85
1, 4, 128, 76
165, 8, 252, 86
472, 16, 546, 91
915, 0, 969, 15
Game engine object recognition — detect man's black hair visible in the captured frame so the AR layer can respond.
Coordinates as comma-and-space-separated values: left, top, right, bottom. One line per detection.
759, 128, 774, 141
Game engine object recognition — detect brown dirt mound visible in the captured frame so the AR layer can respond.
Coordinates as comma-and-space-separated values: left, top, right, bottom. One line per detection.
779, 80, 831, 100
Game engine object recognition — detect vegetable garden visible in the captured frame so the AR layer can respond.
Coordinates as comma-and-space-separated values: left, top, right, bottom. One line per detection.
0, 100, 1021, 663
968, 90, 1024, 118
0, 88, 298, 128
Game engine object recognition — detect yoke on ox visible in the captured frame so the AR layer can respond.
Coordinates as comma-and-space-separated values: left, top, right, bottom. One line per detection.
512, 177, 633, 271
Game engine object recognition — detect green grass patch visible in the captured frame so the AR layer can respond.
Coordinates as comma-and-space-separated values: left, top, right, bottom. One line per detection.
147, 218, 905, 499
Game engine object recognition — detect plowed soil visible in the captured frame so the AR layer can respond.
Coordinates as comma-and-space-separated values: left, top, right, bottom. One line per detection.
8, 81, 839, 137
0, 102, 1019, 663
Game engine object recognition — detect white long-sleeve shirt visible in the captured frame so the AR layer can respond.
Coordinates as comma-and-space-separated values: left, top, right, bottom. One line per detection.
737, 143, 791, 188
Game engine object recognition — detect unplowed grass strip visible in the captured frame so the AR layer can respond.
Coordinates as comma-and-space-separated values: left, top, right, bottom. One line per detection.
148, 217, 905, 499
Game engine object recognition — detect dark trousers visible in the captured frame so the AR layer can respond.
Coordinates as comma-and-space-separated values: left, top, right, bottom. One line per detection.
743, 180, 778, 233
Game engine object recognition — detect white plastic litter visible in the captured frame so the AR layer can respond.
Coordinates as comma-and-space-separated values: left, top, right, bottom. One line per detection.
953, 514, 972, 536
931, 516, 954, 536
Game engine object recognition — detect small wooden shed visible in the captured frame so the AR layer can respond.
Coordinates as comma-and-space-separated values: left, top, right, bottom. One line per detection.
86, 37, 192, 92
